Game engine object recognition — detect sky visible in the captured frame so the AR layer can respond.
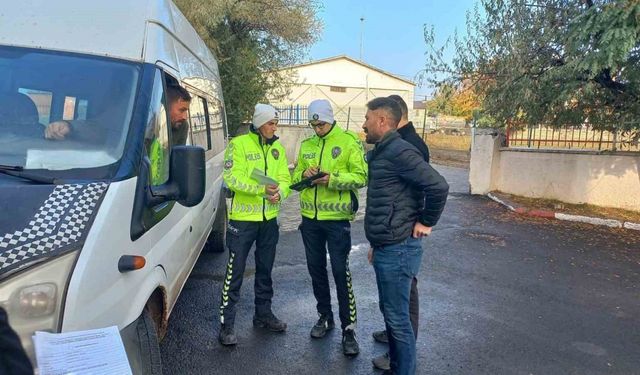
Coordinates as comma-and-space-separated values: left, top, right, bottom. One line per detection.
308, 0, 478, 100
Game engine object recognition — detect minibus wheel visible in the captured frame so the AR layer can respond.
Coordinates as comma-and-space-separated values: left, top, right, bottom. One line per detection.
134, 309, 163, 374
205, 196, 227, 253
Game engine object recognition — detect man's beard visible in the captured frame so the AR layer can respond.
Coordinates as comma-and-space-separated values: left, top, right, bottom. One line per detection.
365, 131, 377, 144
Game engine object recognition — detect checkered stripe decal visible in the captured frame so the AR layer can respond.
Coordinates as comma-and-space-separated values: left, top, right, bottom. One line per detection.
0, 182, 108, 273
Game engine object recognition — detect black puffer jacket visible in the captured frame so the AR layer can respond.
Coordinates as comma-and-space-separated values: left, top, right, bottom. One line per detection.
0, 307, 33, 375
365, 131, 449, 247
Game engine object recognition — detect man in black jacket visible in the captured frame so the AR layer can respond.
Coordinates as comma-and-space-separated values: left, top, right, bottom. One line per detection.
370, 95, 431, 371
363, 97, 449, 375
390, 94, 429, 162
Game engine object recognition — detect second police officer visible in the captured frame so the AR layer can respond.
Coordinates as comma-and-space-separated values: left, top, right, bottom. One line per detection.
293, 99, 368, 356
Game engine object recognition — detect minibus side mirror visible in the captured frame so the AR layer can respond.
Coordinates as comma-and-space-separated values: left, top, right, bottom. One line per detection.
147, 146, 205, 207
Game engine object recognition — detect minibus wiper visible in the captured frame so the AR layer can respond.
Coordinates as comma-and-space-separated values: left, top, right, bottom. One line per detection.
0, 164, 59, 184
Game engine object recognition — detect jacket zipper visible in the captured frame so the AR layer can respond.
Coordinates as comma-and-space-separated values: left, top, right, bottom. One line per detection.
314, 138, 326, 219
262, 141, 269, 221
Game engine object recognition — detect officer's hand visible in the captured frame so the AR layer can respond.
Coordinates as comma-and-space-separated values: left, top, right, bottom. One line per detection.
368, 247, 373, 265
303, 166, 319, 178
266, 192, 280, 204
312, 174, 329, 186
44, 121, 71, 140
412, 222, 432, 238
265, 184, 279, 196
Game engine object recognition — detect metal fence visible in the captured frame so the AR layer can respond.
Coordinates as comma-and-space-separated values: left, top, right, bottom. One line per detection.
275, 105, 366, 130
506, 124, 640, 152
274, 105, 467, 133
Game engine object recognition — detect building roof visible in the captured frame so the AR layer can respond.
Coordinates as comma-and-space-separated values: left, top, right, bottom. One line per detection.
283, 55, 415, 86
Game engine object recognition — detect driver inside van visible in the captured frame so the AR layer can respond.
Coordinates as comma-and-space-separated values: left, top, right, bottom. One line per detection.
44, 84, 191, 147
145, 84, 192, 185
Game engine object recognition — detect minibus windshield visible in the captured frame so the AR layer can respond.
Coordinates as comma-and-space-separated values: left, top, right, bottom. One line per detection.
0, 46, 140, 172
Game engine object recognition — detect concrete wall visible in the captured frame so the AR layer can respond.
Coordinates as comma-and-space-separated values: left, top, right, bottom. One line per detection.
470, 129, 640, 211
275, 124, 315, 166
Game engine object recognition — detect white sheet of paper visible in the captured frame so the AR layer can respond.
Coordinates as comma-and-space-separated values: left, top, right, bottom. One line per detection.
251, 168, 278, 186
26, 149, 116, 170
33, 326, 132, 375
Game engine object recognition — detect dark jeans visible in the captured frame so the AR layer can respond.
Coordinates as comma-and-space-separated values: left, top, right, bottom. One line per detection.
380, 278, 419, 339
300, 217, 356, 330
219, 219, 279, 326
373, 236, 423, 375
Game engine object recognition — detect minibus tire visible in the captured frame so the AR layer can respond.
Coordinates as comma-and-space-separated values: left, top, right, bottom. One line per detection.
136, 309, 163, 375
205, 196, 227, 253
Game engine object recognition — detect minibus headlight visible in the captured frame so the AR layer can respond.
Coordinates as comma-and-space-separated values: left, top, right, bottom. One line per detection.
0, 251, 78, 365
15, 283, 57, 318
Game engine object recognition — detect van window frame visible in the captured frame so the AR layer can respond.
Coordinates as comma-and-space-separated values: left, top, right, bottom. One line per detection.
182, 84, 222, 161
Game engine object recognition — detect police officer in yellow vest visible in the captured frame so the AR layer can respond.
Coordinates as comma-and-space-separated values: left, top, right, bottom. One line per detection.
218, 104, 291, 346
293, 99, 367, 356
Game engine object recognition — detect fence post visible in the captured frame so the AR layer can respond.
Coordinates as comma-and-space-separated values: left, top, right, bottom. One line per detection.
598, 130, 604, 150
505, 123, 510, 147
290, 104, 293, 125
612, 126, 618, 151
346, 107, 351, 130
422, 109, 428, 140
296, 104, 300, 125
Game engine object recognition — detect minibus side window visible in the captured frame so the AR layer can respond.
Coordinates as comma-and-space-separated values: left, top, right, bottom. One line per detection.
189, 96, 211, 151
207, 98, 226, 155
17, 88, 52, 124
143, 70, 171, 186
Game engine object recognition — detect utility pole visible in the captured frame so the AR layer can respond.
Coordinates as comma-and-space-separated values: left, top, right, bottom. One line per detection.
359, 17, 365, 61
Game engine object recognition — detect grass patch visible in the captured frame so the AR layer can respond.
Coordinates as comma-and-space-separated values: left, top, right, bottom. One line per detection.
495, 192, 640, 223
423, 134, 471, 151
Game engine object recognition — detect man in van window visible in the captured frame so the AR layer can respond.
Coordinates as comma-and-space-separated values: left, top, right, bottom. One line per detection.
43, 84, 191, 146
165, 84, 191, 146
145, 85, 192, 185
217, 103, 291, 346
292, 99, 367, 356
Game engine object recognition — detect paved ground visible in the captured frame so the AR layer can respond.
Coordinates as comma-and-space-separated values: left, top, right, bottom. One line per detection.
160, 165, 640, 374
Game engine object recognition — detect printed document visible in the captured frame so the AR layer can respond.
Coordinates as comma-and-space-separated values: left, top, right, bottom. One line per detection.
34, 326, 132, 375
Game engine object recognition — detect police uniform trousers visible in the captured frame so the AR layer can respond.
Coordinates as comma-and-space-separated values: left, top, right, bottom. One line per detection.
219, 219, 279, 326
300, 217, 357, 329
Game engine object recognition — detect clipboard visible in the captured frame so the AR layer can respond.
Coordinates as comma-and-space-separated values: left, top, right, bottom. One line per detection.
289, 171, 328, 191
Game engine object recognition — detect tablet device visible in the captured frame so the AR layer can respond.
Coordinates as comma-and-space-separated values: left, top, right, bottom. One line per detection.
289, 171, 328, 191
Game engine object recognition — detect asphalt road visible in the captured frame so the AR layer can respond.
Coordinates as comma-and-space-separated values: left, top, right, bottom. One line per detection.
160, 165, 640, 375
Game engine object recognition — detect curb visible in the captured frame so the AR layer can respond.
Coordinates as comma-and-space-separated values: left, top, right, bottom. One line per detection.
487, 193, 640, 231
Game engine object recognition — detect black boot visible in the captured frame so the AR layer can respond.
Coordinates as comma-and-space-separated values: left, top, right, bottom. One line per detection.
310, 314, 335, 338
253, 312, 287, 332
372, 352, 391, 370
219, 323, 237, 346
372, 329, 388, 343
342, 328, 360, 356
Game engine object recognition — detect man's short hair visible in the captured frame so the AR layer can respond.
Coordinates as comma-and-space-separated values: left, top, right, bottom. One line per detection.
366, 97, 402, 127
387, 94, 408, 120
167, 84, 192, 104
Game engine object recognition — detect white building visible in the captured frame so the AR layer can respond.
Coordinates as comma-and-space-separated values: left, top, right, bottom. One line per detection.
269, 55, 415, 127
